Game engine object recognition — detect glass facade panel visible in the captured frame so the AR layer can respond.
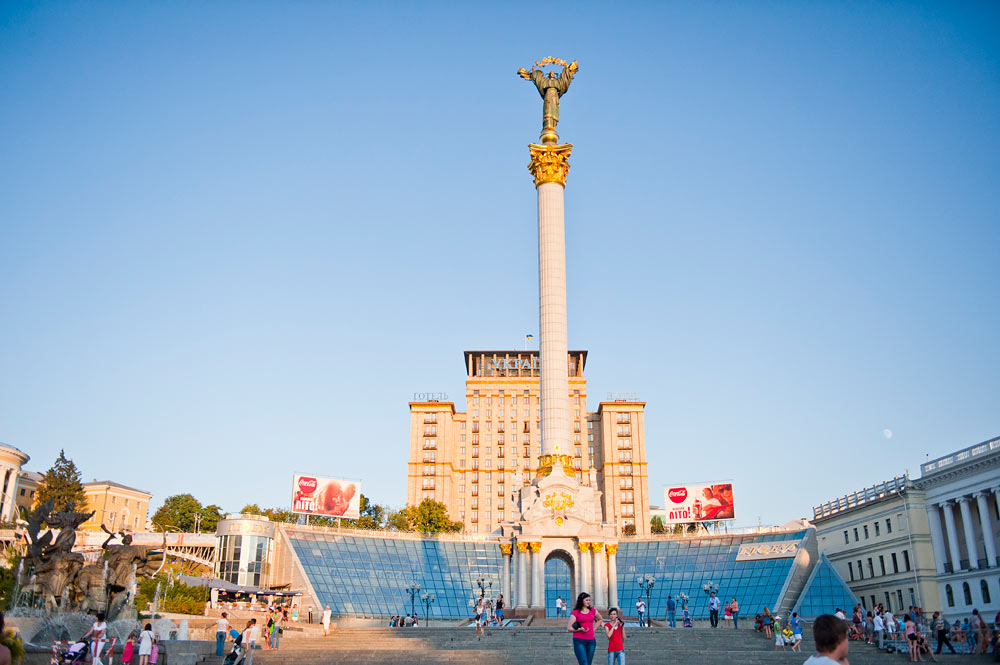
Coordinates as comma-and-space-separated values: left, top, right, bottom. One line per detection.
616, 532, 808, 620
288, 534, 503, 619
793, 554, 859, 618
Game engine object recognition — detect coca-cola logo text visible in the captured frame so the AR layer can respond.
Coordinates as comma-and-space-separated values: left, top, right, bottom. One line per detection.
297, 477, 318, 494
667, 487, 688, 503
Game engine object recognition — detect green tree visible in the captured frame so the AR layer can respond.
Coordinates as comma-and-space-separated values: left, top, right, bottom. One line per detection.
650, 516, 666, 534
389, 499, 462, 533
35, 450, 86, 512
152, 494, 202, 532
343, 495, 387, 529
239, 504, 298, 524
199, 504, 224, 533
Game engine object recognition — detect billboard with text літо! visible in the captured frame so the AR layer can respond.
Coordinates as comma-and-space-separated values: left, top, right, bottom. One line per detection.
292, 474, 361, 519
663, 482, 736, 524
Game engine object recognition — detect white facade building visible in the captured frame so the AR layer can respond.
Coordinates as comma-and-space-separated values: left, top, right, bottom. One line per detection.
915, 436, 1000, 618
812, 476, 939, 613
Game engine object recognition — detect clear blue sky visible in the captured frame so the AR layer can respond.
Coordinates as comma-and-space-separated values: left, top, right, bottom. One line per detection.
2, 1, 998, 527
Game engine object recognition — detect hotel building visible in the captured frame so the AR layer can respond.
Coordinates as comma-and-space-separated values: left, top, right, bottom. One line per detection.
406, 350, 650, 536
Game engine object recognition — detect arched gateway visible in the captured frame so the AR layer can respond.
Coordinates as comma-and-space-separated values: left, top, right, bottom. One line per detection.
544, 550, 574, 617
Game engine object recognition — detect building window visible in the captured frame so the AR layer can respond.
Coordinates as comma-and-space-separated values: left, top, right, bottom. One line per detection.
874, 522, 880, 537
879, 555, 886, 576
891, 553, 899, 573
844, 531, 849, 545
963, 582, 972, 605
18, 489, 24, 497
853, 528, 859, 542
902, 550, 910, 571
857, 560, 863, 580
848, 562, 854, 581
886, 518, 892, 534
863, 525, 869, 539
884, 592, 892, 612
981, 580, 992, 604
896, 590, 903, 609
867, 558, 874, 578
588, 421, 593, 429
945, 584, 954, 607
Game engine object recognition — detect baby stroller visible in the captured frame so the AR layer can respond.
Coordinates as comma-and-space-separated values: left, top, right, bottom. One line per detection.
58, 640, 90, 665
223, 629, 244, 665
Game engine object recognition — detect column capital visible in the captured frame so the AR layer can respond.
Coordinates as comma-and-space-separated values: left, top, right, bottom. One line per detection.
529, 541, 542, 553
958, 495, 973, 505
578, 541, 591, 553
591, 543, 605, 554
605, 544, 618, 555
528, 143, 573, 187
500, 544, 513, 556
517, 542, 530, 553
972, 491, 985, 500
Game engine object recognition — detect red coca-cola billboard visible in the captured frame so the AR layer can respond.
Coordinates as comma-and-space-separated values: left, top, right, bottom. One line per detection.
292, 473, 361, 518
662, 482, 735, 524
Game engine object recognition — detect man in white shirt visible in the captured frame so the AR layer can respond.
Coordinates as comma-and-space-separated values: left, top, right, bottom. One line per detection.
554, 596, 563, 618
636, 597, 647, 628
873, 611, 885, 649
708, 592, 721, 628
321, 605, 332, 636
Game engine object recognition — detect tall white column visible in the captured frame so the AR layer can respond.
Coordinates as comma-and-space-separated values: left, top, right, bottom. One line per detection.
530, 544, 544, 608
959, 497, 980, 569
607, 546, 619, 609
592, 544, 606, 607
579, 543, 592, 594
926, 505, 949, 574
974, 493, 997, 568
0, 467, 13, 523
941, 501, 963, 572
537, 180, 571, 458
502, 546, 512, 602
516, 543, 529, 608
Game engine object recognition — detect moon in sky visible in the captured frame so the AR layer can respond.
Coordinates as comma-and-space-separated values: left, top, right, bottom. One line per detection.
883, 429, 893, 439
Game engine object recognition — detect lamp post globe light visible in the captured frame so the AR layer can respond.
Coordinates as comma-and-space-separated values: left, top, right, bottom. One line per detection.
636, 574, 655, 625
406, 582, 421, 617
701, 581, 718, 596
421, 592, 436, 625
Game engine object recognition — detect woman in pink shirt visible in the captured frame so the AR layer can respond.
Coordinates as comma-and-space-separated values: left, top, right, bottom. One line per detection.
567, 592, 603, 665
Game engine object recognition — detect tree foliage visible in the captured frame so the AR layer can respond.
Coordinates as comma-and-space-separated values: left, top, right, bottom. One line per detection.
240, 494, 389, 529
388, 499, 462, 533
136, 572, 207, 615
35, 450, 86, 512
650, 516, 666, 534
152, 494, 223, 533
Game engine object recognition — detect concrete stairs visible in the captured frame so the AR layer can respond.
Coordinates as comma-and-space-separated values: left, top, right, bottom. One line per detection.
196, 625, 995, 665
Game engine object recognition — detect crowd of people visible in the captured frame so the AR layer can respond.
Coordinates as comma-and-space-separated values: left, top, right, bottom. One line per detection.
212, 605, 289, 665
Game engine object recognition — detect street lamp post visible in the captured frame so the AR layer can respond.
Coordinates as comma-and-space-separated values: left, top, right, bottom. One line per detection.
421, 592, 436, 625
636, 574, 655, 626
406, 582, 421, 618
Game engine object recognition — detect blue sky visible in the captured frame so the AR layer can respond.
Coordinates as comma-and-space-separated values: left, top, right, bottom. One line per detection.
1, 1, 998, 527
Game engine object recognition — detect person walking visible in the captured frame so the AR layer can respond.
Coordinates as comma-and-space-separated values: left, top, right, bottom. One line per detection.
931, 612, 955, 655
556, 596, 564, 618
270, 610, 282, 650
243, 619, 259, 665
873, 610, 885, 649
475, 596, 487, 640
495, 594, 504, 624
321, 606, 331, 636
635, 597, 646, 628
904, 613, 919, 662
730, 597, 740, 629
789, 612, 803, 652
214, 612, 229, 658
666, 595, 676, 628
708, 592, 721, 628
568, 592, 602, 665
138, 623, 155, 665
603, 607, 626, 665
82, 612, 108, 665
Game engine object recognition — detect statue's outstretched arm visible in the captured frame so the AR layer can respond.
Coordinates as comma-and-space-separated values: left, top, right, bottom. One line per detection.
517, 67, 531, 81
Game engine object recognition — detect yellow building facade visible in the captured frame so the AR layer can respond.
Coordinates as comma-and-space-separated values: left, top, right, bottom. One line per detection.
407, 350, 650, 536
79, 481, 152, 532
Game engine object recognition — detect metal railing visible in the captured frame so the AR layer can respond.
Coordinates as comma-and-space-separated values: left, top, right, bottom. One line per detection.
812, 476, 909, 519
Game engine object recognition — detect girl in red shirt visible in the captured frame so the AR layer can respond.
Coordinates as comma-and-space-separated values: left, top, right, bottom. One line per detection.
604, 607, 626, 665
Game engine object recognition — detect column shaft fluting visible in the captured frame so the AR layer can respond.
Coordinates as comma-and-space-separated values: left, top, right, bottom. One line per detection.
926, 505, 948, 574
978, 492, 998, 567
537, 181, 571, 457
959, 497, 980, 569
942, 501, 963, 571
607, 551, 619, 608
516, 546, 528, 608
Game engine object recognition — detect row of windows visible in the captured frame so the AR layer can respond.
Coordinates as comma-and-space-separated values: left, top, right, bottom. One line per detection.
843, 517, 893, 544
846, 549, 910, 581
945, 579, 993, 607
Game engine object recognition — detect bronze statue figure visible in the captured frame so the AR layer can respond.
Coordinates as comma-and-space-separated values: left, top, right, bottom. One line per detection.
518, 57, 579, 144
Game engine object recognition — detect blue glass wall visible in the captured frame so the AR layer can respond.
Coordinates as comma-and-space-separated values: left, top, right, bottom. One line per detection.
289, 534, 503, 619
793, 554, 859, 618
617, 532, 808, 620
544, 557, 572, 618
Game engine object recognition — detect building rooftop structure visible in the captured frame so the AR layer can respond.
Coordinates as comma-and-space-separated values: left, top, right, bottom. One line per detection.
812, 476, 910, 521
919, 435, 1000, 478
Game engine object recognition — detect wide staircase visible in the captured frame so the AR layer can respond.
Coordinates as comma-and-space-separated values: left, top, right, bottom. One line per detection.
201, 624, 995, 665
